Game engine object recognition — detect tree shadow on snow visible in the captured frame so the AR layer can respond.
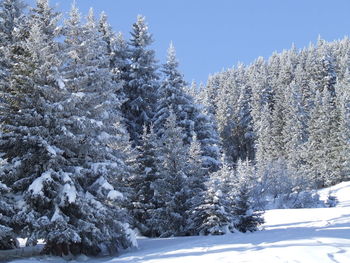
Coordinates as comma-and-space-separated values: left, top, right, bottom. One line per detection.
111, 220, 350, 262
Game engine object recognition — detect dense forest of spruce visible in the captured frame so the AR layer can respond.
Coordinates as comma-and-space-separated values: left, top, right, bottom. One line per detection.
0, 0, 348, 258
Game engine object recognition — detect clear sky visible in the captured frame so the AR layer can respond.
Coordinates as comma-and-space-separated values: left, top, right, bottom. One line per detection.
26, 0, 350, 84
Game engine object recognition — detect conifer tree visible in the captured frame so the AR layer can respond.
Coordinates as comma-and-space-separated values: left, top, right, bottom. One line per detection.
154, 43, 220, 172
186, 80, 199, 103
215, 77, 235, 162
122, 15, 159, 145
187, 161, 233, 236
255, 104, 273, 171
149, 111, 190, 237
321, 90, 348, 185
0, 2, 135, 255
43, 6, 135, 255
336, 71, 350, 181
0, 0, 26, 80
184, 132, 208, 234
191, 104, 221, 172
98, 12, 129, 90
98, 12, 117, 66
186, 132, 207, 195
234, 78, 255, 162
302, 89, 347, 188
0, 0, 26, 248
232, 160, 264, 233
153, 42, 191, 141
0, 0, 65, 246
129, 125, 160, 236
314, 39, 337, 97
301, 91, 326, 188
201, 74, 222, 116
215, 66, 255, 163
0, 180, 18, 249
282, 82, 308, 189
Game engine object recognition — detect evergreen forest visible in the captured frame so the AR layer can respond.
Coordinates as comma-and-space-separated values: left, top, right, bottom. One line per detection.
0, 0, 349, 258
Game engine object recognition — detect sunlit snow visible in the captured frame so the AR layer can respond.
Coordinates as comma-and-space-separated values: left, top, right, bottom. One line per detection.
28, 171, 52, 196
9, 182, 350, 263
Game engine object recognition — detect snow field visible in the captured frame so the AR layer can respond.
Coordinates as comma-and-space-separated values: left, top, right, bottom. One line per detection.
9, 182, 350, 263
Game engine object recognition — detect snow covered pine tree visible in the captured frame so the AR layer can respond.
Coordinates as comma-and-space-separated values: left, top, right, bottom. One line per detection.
122, 15, 159, 145
153, 43, 220, 172
0, 1, 135, 256
0, 0, 26, 250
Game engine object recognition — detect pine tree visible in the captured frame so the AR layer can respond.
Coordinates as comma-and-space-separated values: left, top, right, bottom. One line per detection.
107, 117, 137, 214
322, 90, 348, 185
336, 70, 350, 182
0, 2, 135, 255
149, 111, 190, 237
283, 82, 308, 189
40, 6, 135, 255
129, 125, 160, 236
185, 80, 200, 103
234, 76, 255, 162
0, 0, 27, 249
184, 132, 208, 235
315, 39, 337, 97
255, 104, 273, 171
122, 15, 159, 145
98, 12, 129, 98
254, 103, 295, 200
232, 160, 264, 233
193, 106, 221, 172
153, 42, 191, 142
187, 162, 233, 236
186, 132, 206, 195
154, 43, 220, 172
215, 76, 235, 162
215, 66, 255, 163
0, 0, 65, 246
201, 74, 221, 116
269, 89, 287, 161
98, 12, 117, 67
301, 91, 326, 188
302, 89, 347, 188
0, 0, 26, 84
0, 179, 18, 249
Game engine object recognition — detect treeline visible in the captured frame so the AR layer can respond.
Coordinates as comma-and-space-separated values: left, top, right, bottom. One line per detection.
193, 36, 350, 197
0, 0, 263, 258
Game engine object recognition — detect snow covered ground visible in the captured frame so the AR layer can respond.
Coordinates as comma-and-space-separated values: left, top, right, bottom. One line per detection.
9, 182, 350, 263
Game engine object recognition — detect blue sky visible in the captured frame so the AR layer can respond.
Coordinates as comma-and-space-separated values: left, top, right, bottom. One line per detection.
27, 0, 350, 84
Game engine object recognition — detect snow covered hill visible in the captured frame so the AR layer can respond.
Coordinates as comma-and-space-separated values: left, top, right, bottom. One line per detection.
9, 182, 350, 263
